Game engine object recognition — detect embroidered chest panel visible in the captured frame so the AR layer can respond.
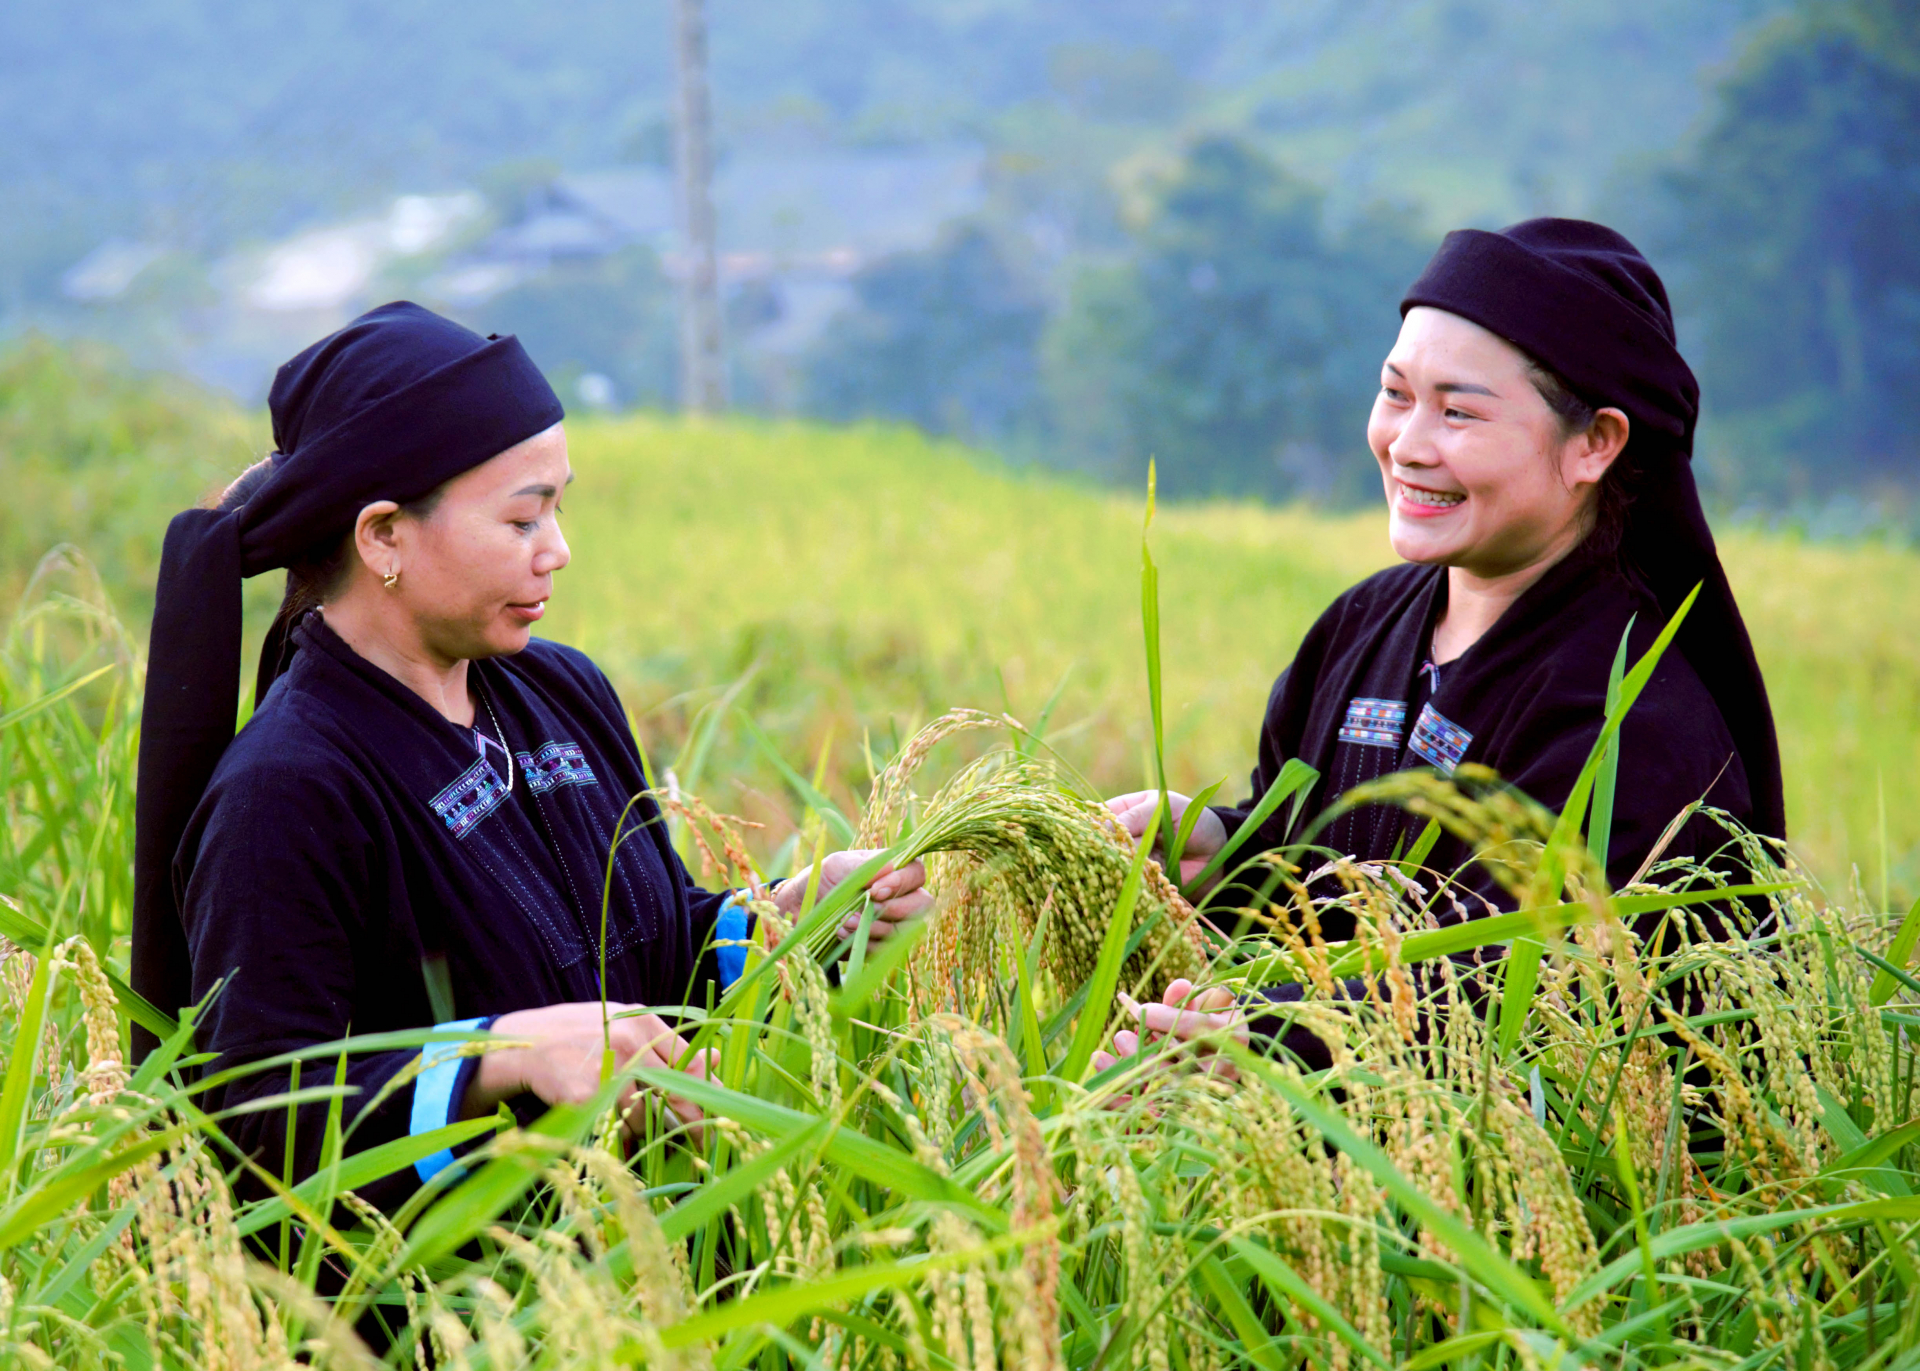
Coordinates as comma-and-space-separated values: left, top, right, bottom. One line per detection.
1338, 697, 1407, 749
1407, 702, 1473, 775
517, 741, 597, 796
430, 759, 512, 840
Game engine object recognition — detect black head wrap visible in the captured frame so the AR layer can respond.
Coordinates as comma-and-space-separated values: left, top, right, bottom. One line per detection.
1399, 217, 1785, 841
132, 302, 564, 1052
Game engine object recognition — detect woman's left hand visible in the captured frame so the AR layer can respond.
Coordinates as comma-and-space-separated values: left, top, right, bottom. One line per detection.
772, 849, 933, 941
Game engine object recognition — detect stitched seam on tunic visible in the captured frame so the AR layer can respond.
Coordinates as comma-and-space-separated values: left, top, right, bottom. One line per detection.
468, 830, 575, 966
468, 806, 579, 967
578, 798, 645, 963
494, 814, 599, 970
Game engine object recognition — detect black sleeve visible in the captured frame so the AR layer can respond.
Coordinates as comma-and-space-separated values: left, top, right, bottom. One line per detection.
178, 757, 425, 1211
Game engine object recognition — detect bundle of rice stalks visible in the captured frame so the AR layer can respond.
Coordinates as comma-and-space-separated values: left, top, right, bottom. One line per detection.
859, 713, 1210, 1015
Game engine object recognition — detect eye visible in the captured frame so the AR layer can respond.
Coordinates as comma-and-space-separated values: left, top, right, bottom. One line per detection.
1381, 384, 1408, 402
512, 519, 538, 533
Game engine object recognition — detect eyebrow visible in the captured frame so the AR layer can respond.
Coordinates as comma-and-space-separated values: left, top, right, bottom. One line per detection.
1384, 363, 1499, 399
512, 472, 577, 498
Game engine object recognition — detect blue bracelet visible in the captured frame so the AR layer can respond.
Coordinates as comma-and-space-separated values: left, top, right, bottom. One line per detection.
716, 894, 752, 987
411, 1017, 489, 1182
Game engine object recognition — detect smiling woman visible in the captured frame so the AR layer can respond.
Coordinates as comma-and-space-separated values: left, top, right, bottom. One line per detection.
1105, 218, 1785, 1065
131, 302, 929, 1211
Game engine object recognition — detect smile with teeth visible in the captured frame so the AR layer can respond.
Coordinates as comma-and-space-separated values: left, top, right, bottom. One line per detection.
1400, 482, 1465, 508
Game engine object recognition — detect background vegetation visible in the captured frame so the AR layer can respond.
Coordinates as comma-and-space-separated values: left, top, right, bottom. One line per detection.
4, 339, 1914, 910
2, 360, 1917, 1365
9, 0, 1917, 513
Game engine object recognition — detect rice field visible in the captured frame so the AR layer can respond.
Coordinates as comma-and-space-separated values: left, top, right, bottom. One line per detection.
4, 344, 1920, 1367
542, 413, 1920, 909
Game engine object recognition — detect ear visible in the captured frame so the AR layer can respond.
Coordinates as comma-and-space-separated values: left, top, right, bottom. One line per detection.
352, 500, 404, 576
1565, 408, 1630, 489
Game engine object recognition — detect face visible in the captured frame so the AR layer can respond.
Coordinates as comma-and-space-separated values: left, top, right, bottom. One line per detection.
384, 423, 573, 662
1367, 307, 1618, 580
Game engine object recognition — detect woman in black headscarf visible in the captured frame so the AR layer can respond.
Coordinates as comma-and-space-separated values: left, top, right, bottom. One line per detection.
133, 302, 928, 1210
1100, 219, 1784, 1064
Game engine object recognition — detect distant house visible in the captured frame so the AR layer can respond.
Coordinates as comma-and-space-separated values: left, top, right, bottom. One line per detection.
430, 146, 986, 354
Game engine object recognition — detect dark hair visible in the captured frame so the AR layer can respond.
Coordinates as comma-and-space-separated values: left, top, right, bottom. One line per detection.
1523, 359, 1634, 558
215, 456, 447, 623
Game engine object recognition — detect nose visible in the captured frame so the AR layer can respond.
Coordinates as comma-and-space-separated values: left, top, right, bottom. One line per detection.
1387, 402, 1442, 469
538, 520, 571, 575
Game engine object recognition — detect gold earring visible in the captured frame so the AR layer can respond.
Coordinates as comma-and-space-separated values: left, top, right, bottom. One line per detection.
383, 568, 400, 591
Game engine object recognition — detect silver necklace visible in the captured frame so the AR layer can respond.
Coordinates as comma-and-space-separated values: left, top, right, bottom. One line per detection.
474, 690, 515, 794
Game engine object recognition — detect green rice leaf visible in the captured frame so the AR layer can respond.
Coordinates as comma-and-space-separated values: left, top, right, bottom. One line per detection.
0, 662, 115, 731
1234, 1050, 1569, 1334
0, 931, 56, 1188
234, 1116, 501, 1237
1588, 615, 1635, 875
1060, 797, 1161, 1084
633, 1067, 1004, 1229
653, 1224, 1052, 1348
1869, 894, 1920, 1006
1226, 1235, 1392, 1369
1183, 757, 1317, 898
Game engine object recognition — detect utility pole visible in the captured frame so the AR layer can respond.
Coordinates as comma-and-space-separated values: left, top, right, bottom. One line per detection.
673, 0, 726, 413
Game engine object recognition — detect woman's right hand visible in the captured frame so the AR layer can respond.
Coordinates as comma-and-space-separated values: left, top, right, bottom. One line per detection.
1104, 791, 1227, 885
462, 1003, 716, 1137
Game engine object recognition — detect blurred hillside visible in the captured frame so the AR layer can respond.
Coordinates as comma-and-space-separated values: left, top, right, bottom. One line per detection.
6, 0, 1916, 514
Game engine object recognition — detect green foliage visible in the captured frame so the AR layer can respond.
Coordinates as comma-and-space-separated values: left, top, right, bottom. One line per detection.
1650, 0, 1920, 493
802, 224, 1048, 445
4, 571, 1920, 1366
1043, 135, 1428, 501
0, 338, 254, 620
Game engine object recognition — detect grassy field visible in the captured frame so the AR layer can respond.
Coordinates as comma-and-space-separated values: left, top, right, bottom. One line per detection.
543, 413, 1920, 907
4, 335, 1915, 900
7, 342, 1920, 1366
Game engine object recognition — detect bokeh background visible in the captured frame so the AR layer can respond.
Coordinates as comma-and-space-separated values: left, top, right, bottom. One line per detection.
8, 0, 1918, 514
2, 0, 1917, 899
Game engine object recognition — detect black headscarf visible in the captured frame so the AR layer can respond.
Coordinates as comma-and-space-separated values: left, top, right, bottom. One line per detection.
132, 302, 565, 1052
1399, 217, 1785, 840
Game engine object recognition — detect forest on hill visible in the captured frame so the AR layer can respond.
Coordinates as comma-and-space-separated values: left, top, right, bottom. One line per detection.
5, 0, 1917, 513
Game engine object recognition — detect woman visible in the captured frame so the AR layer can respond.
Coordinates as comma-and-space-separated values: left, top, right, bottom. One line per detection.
1102, 219, 1784, 1065
132, 302, 929, 1209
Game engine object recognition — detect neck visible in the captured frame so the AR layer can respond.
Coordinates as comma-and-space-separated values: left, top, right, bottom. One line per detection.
1430, 531, 1588, 665
319, 599, 474, 726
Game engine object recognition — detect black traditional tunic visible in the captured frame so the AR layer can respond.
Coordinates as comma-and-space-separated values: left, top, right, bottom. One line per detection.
1212, 541, 1753, 937
175, 614, 732, 1210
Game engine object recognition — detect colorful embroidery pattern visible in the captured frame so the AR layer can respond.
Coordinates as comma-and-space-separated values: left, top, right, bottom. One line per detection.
430, 759, 511, 839
1408, 703, 1473, 775
1338, 697, 1407, 749
516, 741, 596, 796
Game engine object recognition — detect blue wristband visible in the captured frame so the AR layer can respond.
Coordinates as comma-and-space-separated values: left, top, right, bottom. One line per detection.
411, 1017, 489, 1183
716, 895, 751, 988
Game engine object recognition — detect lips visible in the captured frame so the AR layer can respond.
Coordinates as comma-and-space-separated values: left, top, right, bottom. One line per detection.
507, 600, 546, 623
1397, 480, 1465, 511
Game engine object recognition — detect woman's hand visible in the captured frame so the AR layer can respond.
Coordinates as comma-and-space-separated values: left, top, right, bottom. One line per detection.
463, 1003, 717, 1138
1090, 978, 1250, 1091
1104, 791, 1227, 885
772, 849, 934, 943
